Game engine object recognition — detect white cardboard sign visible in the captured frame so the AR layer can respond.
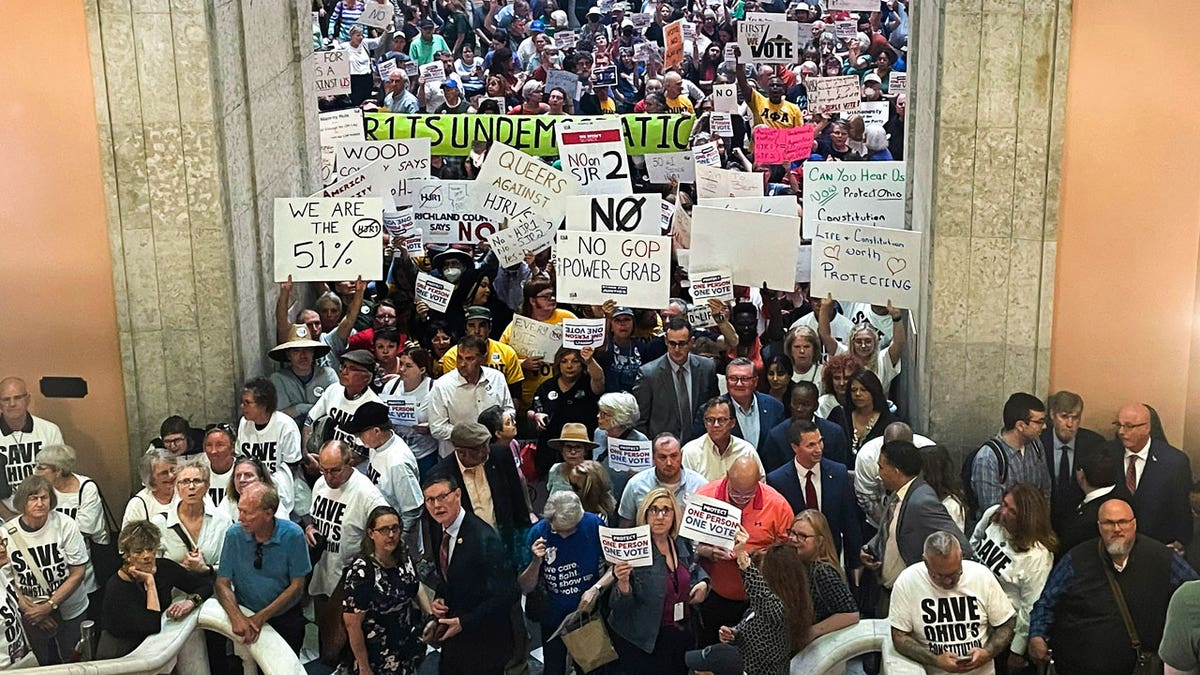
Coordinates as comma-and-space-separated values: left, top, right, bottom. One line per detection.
854, 100, 890, 126
712, 84, 738, 113
487, 219, 557, 268
357, 0, 395, 28
561, 318, 607, 349
314, 49, 351, 97
318, 161, 393, 208
564, 194, 662, 237
679, 493, 741, 549
690, 205, 799, 290
606, 438, 653, 471
689, 269, 734, 302
335, 139, 432, 207
645, 151, 695, 184
414, 272, 456, 313
509, 314, 563, 358
599, 525, 652, 566
473, 142, 576, 230
807, 75, 862, 114
809, 221, 921, 309
273, 198, 382, 282
557, 119, 632, 195
695, 164, 763, 199
412, 179, 498, 244
319, 108, 365, 186
556, 231, 671, 309
802, 160, 907, 232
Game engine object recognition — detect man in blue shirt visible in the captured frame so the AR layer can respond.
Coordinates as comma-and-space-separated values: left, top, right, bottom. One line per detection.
215, 483, 311, 651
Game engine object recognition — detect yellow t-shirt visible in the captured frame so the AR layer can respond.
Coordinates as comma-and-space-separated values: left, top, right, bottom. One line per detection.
500, 309, 577, 406
599, 97, 616, 114
665, 94, 695, 115
439, 339, 525, 386
748, 89, 802, 128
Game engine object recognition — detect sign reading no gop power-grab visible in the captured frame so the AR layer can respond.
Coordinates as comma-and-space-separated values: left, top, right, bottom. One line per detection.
274, 198, 382, 282
599, 525, 652, 567
810, 221, 922, 309
556, 231, 671, 309
678, 494, 741, 549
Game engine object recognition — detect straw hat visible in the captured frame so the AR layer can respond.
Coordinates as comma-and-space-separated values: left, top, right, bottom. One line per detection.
268, 324, 331, 362
548, 423, 600, 451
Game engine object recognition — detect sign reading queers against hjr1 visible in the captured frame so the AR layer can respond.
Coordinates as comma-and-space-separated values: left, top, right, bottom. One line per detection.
556, 118, 632, 196
802, 161, 907, 232
556, 231, 671, 309
810, 221, 922, 310
473, 142, 577, 230
274, 198, 382, 282
599, 525, 652, 567
607, 437, 652, 471
678, 494, 741, 549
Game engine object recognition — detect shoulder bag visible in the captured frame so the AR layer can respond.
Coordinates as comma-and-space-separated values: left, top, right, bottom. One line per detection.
1099, 539, 1163, 675
5, 521, 63, 637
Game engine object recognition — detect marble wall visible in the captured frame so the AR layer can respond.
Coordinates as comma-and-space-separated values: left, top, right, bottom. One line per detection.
84, 0, 318, 456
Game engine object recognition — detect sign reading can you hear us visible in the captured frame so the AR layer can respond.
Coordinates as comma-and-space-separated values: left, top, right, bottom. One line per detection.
810, 221, 921, 310
274, 198, 382, 282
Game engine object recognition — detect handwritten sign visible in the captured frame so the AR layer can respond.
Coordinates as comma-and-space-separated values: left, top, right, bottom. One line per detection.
335, 139, 432, 207
834, 20, 856, 39
545, 69, 582, 100
473, 142, 576, 230
695, 164, 763, 199
314, 49, 351, 97
382, 395, 418, 426
319, 161, 392, 207
357, 0, 395, 28
556, 231, 671, 309
565, 194, 661, 236
679, 493, 741, 549
810, 221, 921, 309
562, 318, 607, 349
414, 272, 455, 313
753, 124, 815, 165
599, 525, 651, 566
607, 438, 653, 471
557, 118, 631, 195
690, 205, 799, 290
487, 219, 557, 267
688, 302, 717, 328
854, 100, 890, 126
889, 71, 907, 94
319, 108, 365, 186
827, 0, 882, 10
692, 141, 722, 167
413, 180, 498, 244
646, 151, 695, 184
802, 161, 906, 231
697, 195, 798, 217
591, 65, 617, 87
664, 20, 684, 69
510, 314, 563, 358
710, 112, 734, 138
712, 84, 738, 113
274, 198, 382, 282
690, 269, 733, 302
808, 75, 862, 114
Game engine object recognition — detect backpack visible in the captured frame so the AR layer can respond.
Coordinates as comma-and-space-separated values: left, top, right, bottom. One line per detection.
960, 439, 1007, 521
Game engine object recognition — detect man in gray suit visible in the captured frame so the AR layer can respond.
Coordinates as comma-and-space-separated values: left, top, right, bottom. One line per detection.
862, 440, 972, 609
633, 317, 719, 445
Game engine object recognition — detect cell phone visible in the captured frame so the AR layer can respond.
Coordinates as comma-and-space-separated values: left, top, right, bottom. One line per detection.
956, 656, 972, 665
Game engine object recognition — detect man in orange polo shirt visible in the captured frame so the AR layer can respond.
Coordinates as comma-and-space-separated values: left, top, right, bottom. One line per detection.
692, 455, 793, 645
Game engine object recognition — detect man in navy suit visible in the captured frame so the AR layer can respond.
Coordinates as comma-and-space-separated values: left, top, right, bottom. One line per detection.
759, 381, 850, 472
633, 317, 719, 444
1040, 390, 1106, 534
691, 358, 785, 451
766, 419, 861, 575
1109, 402, 1192, 551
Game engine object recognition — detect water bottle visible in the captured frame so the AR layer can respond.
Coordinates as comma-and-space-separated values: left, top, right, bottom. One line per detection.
77, 620, 96, 661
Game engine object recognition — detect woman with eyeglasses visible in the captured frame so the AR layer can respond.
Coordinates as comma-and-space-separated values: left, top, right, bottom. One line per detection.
342, 505, 427, 675
122, 449, 179, 526
154, 459, 231, 578
96, 520, 210, 659
608, 487, 709, 674
500, 279, 577, 423
818, 298, 906, 394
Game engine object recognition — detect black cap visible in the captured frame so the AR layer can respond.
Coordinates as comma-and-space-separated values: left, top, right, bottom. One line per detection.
465, 306, 493, 321
343, 401, 391, 435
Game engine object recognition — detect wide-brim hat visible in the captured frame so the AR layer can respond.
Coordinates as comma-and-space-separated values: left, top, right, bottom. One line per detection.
548, 422, 599, 450
432, 247, 473, 269
269, 324, 332, 362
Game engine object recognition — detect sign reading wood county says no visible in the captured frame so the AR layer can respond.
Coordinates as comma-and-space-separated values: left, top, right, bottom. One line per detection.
556, 231, 671, 309
809, 221, 922, 309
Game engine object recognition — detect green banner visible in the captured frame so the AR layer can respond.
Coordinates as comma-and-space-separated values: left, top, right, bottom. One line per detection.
363, 113, 695, 157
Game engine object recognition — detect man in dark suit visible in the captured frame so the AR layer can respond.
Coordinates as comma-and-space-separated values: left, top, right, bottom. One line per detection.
759, 380, 850, 471
1040, 390, 1106, 534
633, 317, 719, 444
862, 440, 972, 597
766, 419, 861, 574
421, 474, 519, 675
1056, 447, 1118, 554
691, 358, 786, 450
1109, 402, 1192, 551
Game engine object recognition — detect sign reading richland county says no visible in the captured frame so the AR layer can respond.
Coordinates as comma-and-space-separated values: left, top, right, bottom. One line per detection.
809, 221, 922, 310
802, 161, 906, 233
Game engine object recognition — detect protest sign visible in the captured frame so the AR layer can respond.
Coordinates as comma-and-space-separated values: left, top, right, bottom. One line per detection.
810, 221, 921, 309
689, 269, 734, 302
697, 195, 798, 217
414, 272, 455, 313
412, 180, 498, 244
599, 525, 652, 566
633, 41, 653, 62
723, 43, 738, 68
335, 139, 431, 207
692, 141, 721, 167
660, 199, 676, 232
679, 494, 741, 549
545, 69, 582, 100
712, 84, 738, 113
591, 65, 618, 87
314, 49, 351, 97
404, 60, 419, 77
554, 30, 578, 50
556, 231, 671, 309
377, 58, 397, 83
403, 228, 425, 256
365, 113, 695, 156
808, 75, 862, 114
562, 318, 607, 349
664, 20, 684, 69
695, 164, 763, 199
889, 71, 907, 94
473, 142, 576, 230
742, 20, 798, 65
320, 108, 365, 186
710, 113, 734, 138
557, 118, 632, 195
688, 301, 717, 328
834, 20, 856, 40
690, 205, 799, 290
631, 12, 652, 29
487, 219, 557, 267
382, 395, 418, 426
795, 243, 812, 282
752, 124, 815, 165
681, 21, 696, 43
418, 61, 445, 85
318, 161, 394, 211
382, 208, 413, 236
607, 438, 653, 472
357, 0, 395, 28
827, 0, 882, 10
671, 201, 692, 249
509, 314, 563, 358
565, 194, 661, 237
802, 161, 906, 231
645, 151, 695, 184
855, 101, 890, 126
274, 198, 382, 282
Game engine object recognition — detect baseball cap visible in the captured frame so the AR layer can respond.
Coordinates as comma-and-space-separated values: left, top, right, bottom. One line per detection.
343, 401, 391, 435
465, 306, 493, 321
612, 306, 634, 318
340, 349, 377, 371
587, 6, 603, 16
441, 79, 460, 89
531, 19, 546, 32
418, 18, 435, 28
862, 72, 882, 85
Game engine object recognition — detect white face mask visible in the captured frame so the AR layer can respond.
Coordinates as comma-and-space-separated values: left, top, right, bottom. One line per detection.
442, 267, 463, 283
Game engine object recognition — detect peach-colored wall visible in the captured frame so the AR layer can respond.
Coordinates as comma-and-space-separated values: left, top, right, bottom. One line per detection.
0, 5, 130, 496
1053, 2, 1200, 458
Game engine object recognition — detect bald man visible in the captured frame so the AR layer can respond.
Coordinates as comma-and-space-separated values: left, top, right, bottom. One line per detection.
1109, 402, 1192, 551
1029, 499, 1197, 675
0, 377, 63, 518
854, 421, 935, 529
692, 455, 793, 645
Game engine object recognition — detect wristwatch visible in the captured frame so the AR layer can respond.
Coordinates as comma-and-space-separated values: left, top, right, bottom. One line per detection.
48, 600, 58, 611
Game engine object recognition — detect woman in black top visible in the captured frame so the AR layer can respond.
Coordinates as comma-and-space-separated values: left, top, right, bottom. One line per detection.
97, 521, 212, 659
827, 370, 898, 468
530, 347, 605, 477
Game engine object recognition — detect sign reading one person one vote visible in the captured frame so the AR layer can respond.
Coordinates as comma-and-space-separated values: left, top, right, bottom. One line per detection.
335, 139, 432, 208
600, 525, 652, 566
510, 315, 563, 358
810, 221, 922, 309
557, 119, 631, 195
607, 438, 652, 471
562, 318, 606, 349
413, 179, 498, 244
414, 272, 455, 313
566, 194, 661, 237
802, 160, 907, 231
556, 231, 671, 309
473, 142, 576, 230
692, 141, 722, 167
274, 198, 382, 282
678, 494, 741, 549
889, 71, 907, 94
710, 113, 734, 138
314, 49, 351, 97
807, 75, 862, 114
690, 269, 734, 302
382, 395, 418, 426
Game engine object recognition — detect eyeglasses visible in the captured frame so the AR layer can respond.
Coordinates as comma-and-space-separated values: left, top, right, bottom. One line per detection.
372, 525, 401, 535
561, 443, 588, 453
254, 543, 264, 569
178, 478, 207, 487
163, 436, 188, 446
205, 422, 234, 433
339, 364, 371, 374
788, 529, 817, 542
320, 465, 349, 476
535, 292, 556, 300
726, 376, 755, 384
703, 417, 731, 426
666, 340, 690, 348
1023, 417, 1047, 427
647, 506, 673, 517
1113, 422, 1149, 432
424, 490, 457, 506
1099, 518, 1135, 529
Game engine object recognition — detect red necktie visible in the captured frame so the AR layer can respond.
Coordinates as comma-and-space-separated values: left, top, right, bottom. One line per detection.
1126, 456, 1138, 495
440, 531, 451, 573
805, 470, 818, 511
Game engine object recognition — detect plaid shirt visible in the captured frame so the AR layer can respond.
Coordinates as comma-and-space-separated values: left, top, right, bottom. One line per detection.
971, 433, 1051, 517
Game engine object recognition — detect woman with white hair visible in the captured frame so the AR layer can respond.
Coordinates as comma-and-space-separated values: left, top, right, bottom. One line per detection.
34, 444, 109, 549
121, 449, 179, 526
593, 392, 648, 501
519, 491, 606, 675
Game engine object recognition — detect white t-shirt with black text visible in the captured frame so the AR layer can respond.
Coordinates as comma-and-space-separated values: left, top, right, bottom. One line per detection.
308, 470, 387, 596
237, 412, 302, 475
52, 475, 110, 545
0, 415, 63, 510
0, 513, 93, 619
307, 384, 382, 452
0, 568, 29, 667
968, 505, 1053, 655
